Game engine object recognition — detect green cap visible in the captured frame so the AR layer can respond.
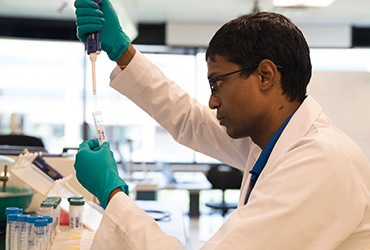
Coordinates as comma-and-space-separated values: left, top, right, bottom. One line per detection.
69, 198, 85, 206
68, 195, 84, 202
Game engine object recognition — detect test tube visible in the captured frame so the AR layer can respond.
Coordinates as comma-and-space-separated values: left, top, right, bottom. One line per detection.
7, 214, 19, 250
27, 215, 41, 250
45, 196, 61, 240
42, 216, 53, 249
5, 207, 21, 250
34, 219, 48, 250
17, 214, 30, 250
92, 111, 107, 146
38, 200, 54, 217
68, 198, 85, 231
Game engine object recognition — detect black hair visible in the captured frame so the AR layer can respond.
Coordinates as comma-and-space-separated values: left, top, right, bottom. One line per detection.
206, 12, 312, 103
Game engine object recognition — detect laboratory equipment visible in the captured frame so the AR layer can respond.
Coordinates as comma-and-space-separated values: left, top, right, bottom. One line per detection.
17, 214, 30, 250
27, 215, 41, 250
38, 200, 54, 217
92, 111, 107, 146
86, 0, 102, 101
68, 198, 85, 231
7, 214, 18, 250
5, 207, 22, 250
42, 216, 53, 249
34, 219, 48, 250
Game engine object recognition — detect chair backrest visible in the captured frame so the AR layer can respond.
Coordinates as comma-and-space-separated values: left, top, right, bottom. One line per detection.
0, 134, 45, 147
206, 165, 243, 191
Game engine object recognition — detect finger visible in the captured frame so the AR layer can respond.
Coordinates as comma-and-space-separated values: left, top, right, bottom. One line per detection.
86, 138, 100, 150
100, 141, 111, 150
76, 16, 104, 27
74, 0, 99, 9
75, 8, 104, 18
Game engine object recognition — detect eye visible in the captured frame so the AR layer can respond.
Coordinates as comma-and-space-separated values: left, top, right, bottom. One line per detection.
209, 78, 222, 94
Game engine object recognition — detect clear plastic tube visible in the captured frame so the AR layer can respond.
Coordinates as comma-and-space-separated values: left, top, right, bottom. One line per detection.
7, 214, 19, 250
27, 215, 41, 250
42, 216, 53, 249
17, 214, 30, 250
34, 219, 48, 250
92, 111, 107, 146
5, 207, 21, 250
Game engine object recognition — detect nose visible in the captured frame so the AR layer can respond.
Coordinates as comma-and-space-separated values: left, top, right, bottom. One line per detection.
208, 95, 220, 110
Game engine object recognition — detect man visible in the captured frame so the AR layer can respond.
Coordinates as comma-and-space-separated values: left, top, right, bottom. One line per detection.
74, 0, 370, 249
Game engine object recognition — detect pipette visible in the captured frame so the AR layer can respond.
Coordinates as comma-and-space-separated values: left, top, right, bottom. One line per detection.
86, 0, 102, 105
86, 0, 107, 146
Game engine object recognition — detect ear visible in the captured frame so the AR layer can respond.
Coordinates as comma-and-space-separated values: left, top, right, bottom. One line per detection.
256, 59, 280, 92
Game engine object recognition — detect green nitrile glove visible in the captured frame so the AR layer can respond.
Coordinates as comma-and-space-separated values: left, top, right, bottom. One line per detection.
74, 0, 131, 61
74, 139, 128, 208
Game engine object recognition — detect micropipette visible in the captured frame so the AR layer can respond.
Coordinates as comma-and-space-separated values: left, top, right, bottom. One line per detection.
86, 0, 102, 104
86, 0, 107, 146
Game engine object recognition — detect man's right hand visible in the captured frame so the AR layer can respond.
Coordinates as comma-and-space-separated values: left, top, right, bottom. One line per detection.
74, 0, 131, 61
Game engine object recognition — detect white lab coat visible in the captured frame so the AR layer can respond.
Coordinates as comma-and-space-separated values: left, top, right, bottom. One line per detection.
91, 51, 370, 249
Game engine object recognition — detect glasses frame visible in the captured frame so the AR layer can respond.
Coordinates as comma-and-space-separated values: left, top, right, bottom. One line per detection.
208, 65, 284, 95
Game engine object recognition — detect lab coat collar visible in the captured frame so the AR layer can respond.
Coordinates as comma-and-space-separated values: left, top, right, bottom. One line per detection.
260, 95, 322, 178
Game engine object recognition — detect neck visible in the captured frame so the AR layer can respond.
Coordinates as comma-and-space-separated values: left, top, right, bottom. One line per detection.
253, 101, 300, 150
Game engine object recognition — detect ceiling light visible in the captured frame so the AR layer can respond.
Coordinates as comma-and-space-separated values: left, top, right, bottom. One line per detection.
273, 0, 335, 7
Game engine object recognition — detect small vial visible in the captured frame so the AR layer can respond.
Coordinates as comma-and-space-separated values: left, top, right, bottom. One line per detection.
17, 214, 30, 250
68, 198, 85, 231
34, 219, 48, 250
42, 216, 53, 249
5, 207, 21, 250
44, 197, 60, 240
7, 214, 19, 250
27, 215, 41, 250
38, 200, 54, 217
92, 111, 107, 146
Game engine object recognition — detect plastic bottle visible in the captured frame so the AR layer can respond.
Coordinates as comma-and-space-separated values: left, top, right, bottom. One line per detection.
5, 207, 21, 250
34, 219, 48, 250
7, 214, 19, 250
27, 215, 41, 250
17, 214, 30, 250
68, 198, 85, 231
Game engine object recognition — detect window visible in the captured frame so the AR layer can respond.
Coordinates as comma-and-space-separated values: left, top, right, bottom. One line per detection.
1, 38, 369, 163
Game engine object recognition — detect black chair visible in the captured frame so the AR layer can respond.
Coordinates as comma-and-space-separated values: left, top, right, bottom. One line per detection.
0, 134, 46, 152
205, 164, 243, 216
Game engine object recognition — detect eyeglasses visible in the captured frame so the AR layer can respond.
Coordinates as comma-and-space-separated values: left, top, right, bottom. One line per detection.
208, 65, 284, 95
208, 67, 257, 95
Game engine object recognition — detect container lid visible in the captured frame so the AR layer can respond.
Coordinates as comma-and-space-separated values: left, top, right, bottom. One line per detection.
69, 198, 85, 206
5, 207, 19, 215
40, 200, 53, 207
8, 214, 19, 222
68, 195, 84, 202
43, 216, 53, 223
17, 214, 29, 222
34, 219, 48, 227
27, 215, 41, 223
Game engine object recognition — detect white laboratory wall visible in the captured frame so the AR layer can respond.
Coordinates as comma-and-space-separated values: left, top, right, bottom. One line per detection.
166, 21, 352, 48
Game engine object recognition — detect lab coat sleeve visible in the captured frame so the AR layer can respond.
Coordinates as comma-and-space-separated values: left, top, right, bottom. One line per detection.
91, 192, 184, 250
109, 51, 251, 170
201, 137, 370, 249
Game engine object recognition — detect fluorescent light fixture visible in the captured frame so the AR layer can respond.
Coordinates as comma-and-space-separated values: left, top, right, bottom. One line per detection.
273, 0, 335, 7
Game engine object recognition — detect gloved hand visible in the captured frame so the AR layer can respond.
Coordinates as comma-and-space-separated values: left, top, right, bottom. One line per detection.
74, 139, 128, 208
74, 0, 131, 61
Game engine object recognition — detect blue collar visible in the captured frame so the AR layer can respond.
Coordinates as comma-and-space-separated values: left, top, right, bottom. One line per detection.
249, 111, 295, 183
